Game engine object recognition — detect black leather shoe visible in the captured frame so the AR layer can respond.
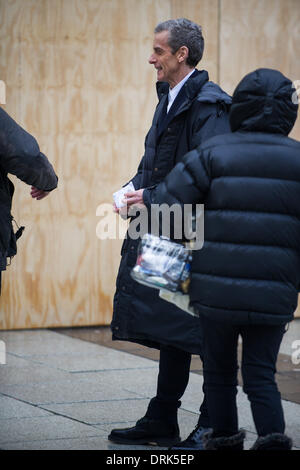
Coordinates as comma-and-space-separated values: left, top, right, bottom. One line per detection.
170, 425, 212, 450
108, 417, 181, 446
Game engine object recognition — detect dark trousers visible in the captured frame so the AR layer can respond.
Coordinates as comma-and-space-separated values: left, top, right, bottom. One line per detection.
146, 344, 210, 428
200, 315, 286, 437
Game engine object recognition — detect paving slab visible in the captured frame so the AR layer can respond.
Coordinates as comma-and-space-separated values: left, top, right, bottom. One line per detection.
21, 349, 158, 373
0, 396, 52, 419
41, 397, 204, 430
2, 335, 107, 357
40, 397, 152, 425
0, 415, 104, 445
0, 435, 156, 450
0, 364, 72, 386
2, 353, 38, 368
73, 368, 159, 398
0, 378, 140, 405
0, 330, 60, 343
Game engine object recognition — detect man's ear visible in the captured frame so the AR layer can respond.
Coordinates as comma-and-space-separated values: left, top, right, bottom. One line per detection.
176, 46, 189, 63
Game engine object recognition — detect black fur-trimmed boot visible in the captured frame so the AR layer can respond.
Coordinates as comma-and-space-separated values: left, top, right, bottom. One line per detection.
250, 433, 293, 451
203, 429, 246, 450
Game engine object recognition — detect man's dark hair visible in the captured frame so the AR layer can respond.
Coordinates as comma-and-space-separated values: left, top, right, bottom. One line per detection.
154, 18, 204, 67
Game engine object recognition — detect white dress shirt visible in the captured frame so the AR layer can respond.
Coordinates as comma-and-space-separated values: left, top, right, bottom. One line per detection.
167, 69, 195, 113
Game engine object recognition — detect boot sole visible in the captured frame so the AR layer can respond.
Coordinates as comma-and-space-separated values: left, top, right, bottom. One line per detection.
108, 434, 181, 447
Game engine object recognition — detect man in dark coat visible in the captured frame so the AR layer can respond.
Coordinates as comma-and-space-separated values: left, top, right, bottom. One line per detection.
148, 68, 299, 450
109, 18, 231, 448
0, 106, 58, 291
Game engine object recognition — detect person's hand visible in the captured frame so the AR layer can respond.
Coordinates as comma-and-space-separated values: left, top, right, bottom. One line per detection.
123, 189, 145, 208
30, 186, 50, 200
113, 201, 128, 218
113, 202, 120, 213
113, 188, 145, 219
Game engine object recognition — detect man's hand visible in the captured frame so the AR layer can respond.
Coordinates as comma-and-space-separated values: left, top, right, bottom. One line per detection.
113, 201, 120, 213
113, 189, 145, 219
30, 186, 50, 200
113, 201, 128, 218
123, 189, 145, 208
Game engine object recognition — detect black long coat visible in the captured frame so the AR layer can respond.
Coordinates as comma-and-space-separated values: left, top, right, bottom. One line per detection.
111, 70, 231, 353
0, 107, 58, 272
151, 68, 300, 326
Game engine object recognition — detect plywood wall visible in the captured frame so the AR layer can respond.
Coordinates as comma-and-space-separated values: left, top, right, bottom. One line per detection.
0, 0, 299, 329
219, 0, 300, 140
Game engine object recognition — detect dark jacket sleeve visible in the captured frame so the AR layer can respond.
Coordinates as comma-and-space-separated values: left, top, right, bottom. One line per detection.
144, 148, 211, 242
125, 155, 144, 190
149, 147, 211, 212
0, 107, 58, 191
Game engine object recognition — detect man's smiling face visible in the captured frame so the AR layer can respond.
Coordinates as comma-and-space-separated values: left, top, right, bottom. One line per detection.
148, 30, 181, 88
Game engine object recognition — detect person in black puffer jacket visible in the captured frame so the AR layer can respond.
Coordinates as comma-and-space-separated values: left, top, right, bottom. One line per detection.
148, 68, 299, 450
0, 106, 58, 292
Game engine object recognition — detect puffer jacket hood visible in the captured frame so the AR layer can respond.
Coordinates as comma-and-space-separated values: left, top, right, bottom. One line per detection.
229, 68, 298, 135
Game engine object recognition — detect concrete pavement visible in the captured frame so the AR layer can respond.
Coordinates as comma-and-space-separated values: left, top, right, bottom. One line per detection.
0, 325, 299, 450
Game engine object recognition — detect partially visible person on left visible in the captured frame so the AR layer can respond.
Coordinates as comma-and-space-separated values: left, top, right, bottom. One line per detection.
0, 106, 58, 291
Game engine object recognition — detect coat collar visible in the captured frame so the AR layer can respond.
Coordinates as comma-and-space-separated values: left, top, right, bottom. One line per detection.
156, 69, 209, 101
155, 70, 210, 120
